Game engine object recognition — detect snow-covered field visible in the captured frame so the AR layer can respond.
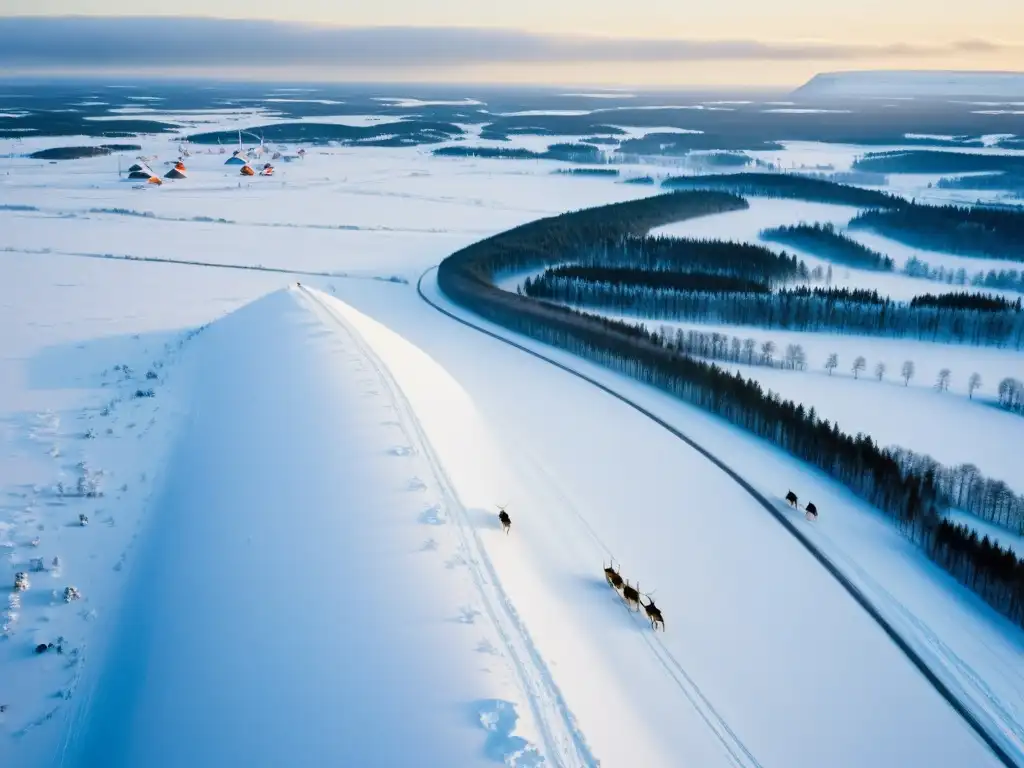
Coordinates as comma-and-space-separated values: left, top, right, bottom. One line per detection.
2, 105, 1023, 767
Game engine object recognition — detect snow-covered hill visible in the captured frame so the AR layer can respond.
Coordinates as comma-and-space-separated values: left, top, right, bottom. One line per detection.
793, 70, 1024, 99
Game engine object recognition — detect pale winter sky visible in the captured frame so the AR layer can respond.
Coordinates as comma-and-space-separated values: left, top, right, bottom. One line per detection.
0, 2, 1021, 85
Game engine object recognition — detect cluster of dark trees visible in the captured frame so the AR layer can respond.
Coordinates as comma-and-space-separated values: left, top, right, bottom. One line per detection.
760, 222, 894, 271
890, 447, 1024, 535
622, 175, 655, 185
852, 150, 1024, 175
909, 291, 1021, 312
849, 202, 1024, 261
660, 172, 904, 208
936, 172, 1024, 193
523, 273, 1024, 347
571, 236, 808, 284
930, 519, 1023, 623
553, 168, 619, 177
29, 144, 142, 160
437, 190, 1024, 627
903, 256, 1024, 293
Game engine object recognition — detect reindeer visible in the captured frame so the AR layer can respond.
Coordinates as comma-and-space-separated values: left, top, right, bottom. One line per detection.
804, 502, 818, 521
785, 490, 798, 508
621, 580, 641, 612
496, 505, 511, 535
641, 592, 665, 631
603, 560, 623, 590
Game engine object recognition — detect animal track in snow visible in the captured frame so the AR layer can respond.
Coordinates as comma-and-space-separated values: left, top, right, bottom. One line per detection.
406, 476, 428, 493
388, 445, 415, 457
418, 503, 444, 525
456, 606, 481, 624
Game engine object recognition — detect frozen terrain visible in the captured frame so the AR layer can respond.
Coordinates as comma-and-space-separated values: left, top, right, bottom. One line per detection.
2, 97, 1023, 767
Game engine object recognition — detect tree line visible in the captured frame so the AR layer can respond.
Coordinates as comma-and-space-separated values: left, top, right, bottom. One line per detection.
660, 172, 905, 208
902, 256, 1024, 294
572, 236, 809, 284
434, 142, 605, 163
849, 202, 1024, 261
437, 191, 1024, 627
852, 150, 1024, 175
536, 266, 772, 295
890, 447, 1024, 535
909, 291, 1021, 312
760, 222, 895, 271
522, 272, 1024, 348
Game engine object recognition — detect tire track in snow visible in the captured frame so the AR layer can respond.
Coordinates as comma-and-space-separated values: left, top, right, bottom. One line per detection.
297, 286, 599, 768
415, 266, 1023, 768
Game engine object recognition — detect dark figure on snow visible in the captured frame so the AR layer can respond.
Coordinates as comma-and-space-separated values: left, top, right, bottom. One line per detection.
785, 490, 798, 507
497, 507, 511, 534
805, 502, 818, 521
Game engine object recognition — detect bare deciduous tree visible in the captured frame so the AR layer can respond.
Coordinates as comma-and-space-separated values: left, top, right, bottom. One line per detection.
852, 356, 866, 379
743, 338, 757, 365
968, 373, 982, 399
936, 368, 951, 392
901, 360, 915, 386
825, 353, 838, 376
760, 340, 776, 365
875, 362, 886, 381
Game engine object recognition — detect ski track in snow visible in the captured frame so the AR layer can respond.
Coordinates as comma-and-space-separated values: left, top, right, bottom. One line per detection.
1, 247, 408, 284
415, 267, 1023, 768
505, 444, 763, 768
297, 286, 599, 768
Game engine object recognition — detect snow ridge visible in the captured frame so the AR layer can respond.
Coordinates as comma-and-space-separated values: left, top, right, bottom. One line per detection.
298, 286, 599, 768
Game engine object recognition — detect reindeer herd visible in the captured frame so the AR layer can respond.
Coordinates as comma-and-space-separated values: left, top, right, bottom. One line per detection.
496, 505, 665, 631
493, 489, 814, 633
603, 560, 664, 631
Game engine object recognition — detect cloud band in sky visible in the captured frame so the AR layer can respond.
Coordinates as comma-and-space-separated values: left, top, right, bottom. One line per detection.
0, 16, 1017, 70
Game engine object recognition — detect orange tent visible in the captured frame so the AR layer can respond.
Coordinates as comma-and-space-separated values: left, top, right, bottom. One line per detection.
240, 164, 255, 176
147, 176, 163, 185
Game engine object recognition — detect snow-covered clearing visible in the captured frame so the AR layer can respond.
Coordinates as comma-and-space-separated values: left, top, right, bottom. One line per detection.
1, 108, 1022, 766
581, 314, 1024, 493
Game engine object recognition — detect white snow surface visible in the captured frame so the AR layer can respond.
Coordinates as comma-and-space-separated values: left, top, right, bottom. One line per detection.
1, 113, 1023, 767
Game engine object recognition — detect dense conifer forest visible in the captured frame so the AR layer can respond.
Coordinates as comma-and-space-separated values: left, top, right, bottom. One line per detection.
760, 222, 895, 271
523, 270, 1024, 347
660, 173, 905, 208
849, 202, 1024, 261
437, 190, 1024, 627
852, 150, 1024, 175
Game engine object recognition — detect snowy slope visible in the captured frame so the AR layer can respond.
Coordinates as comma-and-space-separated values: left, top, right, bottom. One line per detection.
56, 286, 563, 768
412, 271, 1024, 764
